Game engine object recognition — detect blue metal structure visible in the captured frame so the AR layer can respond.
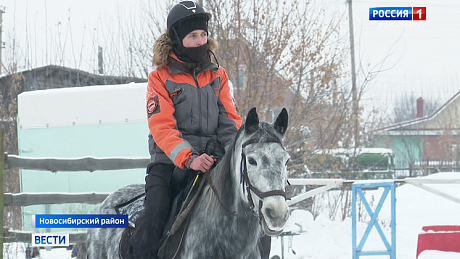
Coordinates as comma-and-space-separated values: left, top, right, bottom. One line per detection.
352, 182, 396, 259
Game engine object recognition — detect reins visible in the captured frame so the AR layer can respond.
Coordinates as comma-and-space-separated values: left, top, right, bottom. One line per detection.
202, 172, 240, 216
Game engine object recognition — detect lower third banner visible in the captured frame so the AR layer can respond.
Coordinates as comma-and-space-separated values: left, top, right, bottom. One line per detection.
32, 214, 128, 228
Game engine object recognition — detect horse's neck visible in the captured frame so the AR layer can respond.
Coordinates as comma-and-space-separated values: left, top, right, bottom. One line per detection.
188, 164, 261, 257
181, 146, 262, 258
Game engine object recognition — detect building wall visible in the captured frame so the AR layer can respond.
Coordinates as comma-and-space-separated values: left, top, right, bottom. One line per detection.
375, 135, 423, 168
0, 66, 146, 230
17, 83, 149, 232
423, 135, 445, 161
425, 134, 460, 162
423, 136, 446, 161
19, 122, 149, 232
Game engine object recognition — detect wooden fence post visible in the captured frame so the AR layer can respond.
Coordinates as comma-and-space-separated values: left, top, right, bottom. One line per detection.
0, 128, 4, 259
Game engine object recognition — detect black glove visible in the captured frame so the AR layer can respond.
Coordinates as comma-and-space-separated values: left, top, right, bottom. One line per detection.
204, 139, 225, 159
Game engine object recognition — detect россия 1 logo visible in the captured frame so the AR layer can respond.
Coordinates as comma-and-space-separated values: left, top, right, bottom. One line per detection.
369, 7, 426, 21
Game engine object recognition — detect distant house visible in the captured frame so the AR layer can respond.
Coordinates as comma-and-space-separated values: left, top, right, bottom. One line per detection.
0, 65, 146, 92
373, 91, 460, 176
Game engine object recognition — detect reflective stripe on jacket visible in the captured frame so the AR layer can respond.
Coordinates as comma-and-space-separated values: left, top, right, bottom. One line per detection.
147, 53, 242, 168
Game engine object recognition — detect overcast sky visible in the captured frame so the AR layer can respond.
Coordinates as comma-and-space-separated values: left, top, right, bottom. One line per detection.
2, 0, 459, 116
349, 0, 460, 116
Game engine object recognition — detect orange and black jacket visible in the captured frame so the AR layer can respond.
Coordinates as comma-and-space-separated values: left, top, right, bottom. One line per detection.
146, 42, 242, 169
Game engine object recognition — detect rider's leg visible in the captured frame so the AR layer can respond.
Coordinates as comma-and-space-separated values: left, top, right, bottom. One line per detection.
260, 235, 272, 259
130, 163, 175, 259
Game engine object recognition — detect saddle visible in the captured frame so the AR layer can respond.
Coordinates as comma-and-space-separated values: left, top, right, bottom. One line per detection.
118, 139, 224, 259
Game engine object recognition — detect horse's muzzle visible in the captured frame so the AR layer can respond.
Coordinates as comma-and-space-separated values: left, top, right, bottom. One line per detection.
260, 196, 289, 236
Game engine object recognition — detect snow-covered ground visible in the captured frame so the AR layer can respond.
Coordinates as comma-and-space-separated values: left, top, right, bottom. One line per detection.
270, 172, 460, 259
4, 173, 460, 258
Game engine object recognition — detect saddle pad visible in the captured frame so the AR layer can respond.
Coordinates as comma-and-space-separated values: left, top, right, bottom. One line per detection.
114, 192, 145, 227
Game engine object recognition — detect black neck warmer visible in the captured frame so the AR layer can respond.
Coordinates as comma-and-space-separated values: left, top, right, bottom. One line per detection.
173, 43, 210, 64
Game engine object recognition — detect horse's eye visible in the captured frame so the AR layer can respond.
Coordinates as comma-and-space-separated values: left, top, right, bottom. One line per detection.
248, 157, 257, 166
285, 159, 290, 166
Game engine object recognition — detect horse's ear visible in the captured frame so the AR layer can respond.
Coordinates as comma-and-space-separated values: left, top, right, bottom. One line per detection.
274, 108, 288, 136
245, 107, 259, 134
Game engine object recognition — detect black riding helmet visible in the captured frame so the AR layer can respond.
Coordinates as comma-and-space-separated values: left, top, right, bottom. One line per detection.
167, 1, 212, 42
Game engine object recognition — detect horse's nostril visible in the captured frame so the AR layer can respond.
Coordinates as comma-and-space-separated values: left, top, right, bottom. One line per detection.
265, 207, 275, 218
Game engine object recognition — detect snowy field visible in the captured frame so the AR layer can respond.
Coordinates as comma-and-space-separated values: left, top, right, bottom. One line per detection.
4, 173, 460, 259
270, 172, 460, 259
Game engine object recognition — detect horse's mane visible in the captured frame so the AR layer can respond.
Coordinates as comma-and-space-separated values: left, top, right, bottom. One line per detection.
201, 121, 284, 217
200, 126, 240, 217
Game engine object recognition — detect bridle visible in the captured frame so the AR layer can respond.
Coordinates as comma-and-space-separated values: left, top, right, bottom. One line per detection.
203, 134, 289, 222
239, 136, 288, 221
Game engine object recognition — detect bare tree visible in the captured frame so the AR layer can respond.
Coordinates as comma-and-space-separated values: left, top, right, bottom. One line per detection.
0, 69, 23, 230
203, 0, 355, 176
391, 92, 441, 124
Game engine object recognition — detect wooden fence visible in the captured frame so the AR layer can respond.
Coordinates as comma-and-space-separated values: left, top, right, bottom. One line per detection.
0, 128, 150, 256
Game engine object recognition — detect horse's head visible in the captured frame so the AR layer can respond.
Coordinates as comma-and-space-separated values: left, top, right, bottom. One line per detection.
235, 107, 290, 236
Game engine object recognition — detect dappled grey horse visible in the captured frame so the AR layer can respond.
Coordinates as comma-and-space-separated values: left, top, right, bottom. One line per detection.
87, 107, 291, 259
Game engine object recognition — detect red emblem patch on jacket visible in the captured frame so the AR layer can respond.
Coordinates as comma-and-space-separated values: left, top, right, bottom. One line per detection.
169, 88, 183, 98
147, 96, 161, 117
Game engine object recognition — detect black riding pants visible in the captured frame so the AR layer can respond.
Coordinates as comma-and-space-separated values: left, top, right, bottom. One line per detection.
130, 163, 175, 259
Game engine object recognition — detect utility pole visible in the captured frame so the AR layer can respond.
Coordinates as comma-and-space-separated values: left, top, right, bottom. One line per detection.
347, 0, 360, 177
0, 6, 5, 74
0, 128, 4, 259
347, 0, 359, 152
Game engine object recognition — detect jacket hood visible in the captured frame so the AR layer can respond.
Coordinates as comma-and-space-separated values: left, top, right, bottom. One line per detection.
153, 30, 218, 68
